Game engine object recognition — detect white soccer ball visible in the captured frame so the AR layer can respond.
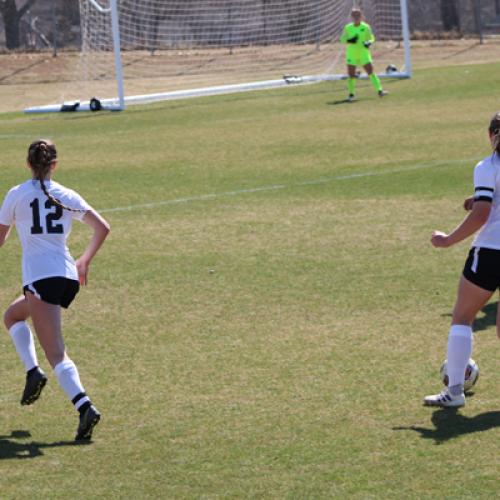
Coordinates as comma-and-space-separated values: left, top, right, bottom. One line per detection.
440, 358, 479, 392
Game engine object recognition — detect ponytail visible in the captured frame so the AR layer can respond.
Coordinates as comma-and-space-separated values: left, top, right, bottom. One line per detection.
27, 140, 85, 213
488, 113, 500, 155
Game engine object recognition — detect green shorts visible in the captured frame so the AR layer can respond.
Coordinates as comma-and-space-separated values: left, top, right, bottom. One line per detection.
346, 52, 372, 67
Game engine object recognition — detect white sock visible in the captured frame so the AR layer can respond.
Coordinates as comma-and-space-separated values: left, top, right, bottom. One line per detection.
446, 324, 473, 389
54, 359, 90, 410
9, 321, 38, 372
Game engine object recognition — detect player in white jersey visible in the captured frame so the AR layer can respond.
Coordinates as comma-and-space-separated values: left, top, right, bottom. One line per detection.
0, 139, 110, 440
424, 112, 500, 407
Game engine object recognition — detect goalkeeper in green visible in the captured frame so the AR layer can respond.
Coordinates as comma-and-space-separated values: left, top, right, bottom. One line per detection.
340, 8, 387, 102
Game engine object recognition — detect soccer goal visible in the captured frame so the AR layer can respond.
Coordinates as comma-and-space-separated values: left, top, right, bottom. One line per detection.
25, 0, 411, 113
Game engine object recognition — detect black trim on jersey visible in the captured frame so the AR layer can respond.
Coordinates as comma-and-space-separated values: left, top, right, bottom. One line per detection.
474, 186, 494, 192
473, 196, 493, 202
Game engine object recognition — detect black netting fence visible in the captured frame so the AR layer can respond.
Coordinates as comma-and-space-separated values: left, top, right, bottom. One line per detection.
0, 0, 498, 51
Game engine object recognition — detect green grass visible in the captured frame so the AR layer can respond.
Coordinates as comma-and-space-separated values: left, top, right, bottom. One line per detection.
1, 62, 500, 498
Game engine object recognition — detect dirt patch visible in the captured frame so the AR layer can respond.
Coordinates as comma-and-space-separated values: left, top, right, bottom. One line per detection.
1, 39, 499, 114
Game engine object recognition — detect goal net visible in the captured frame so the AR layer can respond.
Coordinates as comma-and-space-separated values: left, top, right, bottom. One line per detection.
25, 0, 411, 113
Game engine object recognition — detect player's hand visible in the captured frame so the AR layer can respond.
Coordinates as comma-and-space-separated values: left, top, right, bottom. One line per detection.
463, 196, 474, 211
363, 41, 372, 48
431, 231, 450, 248
76, 258, 90, 286
346, 36, 358, 44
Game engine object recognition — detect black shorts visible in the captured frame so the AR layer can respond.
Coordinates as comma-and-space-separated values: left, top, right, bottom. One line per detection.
462, 247, 500, 292
23, 277, 80, 308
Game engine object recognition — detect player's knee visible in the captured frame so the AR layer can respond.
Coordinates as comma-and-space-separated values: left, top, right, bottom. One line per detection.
3, 311, 10, 330
4, 307, 17, 330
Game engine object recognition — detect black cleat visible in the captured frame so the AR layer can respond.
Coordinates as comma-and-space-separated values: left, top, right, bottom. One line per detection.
21, 367, 47, 405
75, 404, 101, 441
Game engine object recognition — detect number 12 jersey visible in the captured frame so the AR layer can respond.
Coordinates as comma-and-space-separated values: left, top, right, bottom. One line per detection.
0, 180, 91, 286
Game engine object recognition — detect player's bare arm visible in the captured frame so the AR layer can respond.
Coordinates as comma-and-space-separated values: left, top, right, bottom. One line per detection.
463, 196, 474, 211
0, 223, 11, 246
76, 210, 110, 286
431, 200, 491, 248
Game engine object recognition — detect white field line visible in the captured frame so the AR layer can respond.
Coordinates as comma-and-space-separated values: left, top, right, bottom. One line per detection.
0, 134, 37, 140
100, 157, 480, 214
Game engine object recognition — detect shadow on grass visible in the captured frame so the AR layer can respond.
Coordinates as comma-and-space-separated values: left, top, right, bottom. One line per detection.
326, 79, 400, 106
393, 409, 500, 445
0, 430, 90, 460
441, 301, 497, 333
473, 301, 497, 332
328, 98, 355, 106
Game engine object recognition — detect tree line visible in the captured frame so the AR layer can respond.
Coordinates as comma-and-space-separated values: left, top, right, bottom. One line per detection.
0, 0, 496, 50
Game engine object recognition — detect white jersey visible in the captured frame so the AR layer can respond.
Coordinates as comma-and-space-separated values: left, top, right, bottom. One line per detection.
0, 179, 91, 286
472, 152, 500, 250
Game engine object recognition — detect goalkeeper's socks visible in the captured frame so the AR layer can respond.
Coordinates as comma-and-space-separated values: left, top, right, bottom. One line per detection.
347, 77, 356, 96
369, 73, 382, 92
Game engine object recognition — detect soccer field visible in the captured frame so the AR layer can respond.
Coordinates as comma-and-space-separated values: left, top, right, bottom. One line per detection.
0, 59, 499, 498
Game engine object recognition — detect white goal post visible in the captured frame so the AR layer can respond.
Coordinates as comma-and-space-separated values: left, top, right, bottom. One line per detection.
25, 0, 411, 113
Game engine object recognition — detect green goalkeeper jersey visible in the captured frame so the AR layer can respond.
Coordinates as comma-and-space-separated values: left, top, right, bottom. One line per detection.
340, 21, 375, 59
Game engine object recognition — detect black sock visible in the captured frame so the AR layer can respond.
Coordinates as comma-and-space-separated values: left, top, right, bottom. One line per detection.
27, 366, 39, 376
78, 401, 91, 415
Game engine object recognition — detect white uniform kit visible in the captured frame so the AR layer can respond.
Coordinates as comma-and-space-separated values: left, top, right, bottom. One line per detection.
0, 179, 90, 286
472, 152, 500, 249
463, 152, 500, 291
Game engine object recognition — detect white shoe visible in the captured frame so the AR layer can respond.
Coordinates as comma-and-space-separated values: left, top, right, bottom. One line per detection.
347, 94, 355, 103
424, 388, 465, 407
